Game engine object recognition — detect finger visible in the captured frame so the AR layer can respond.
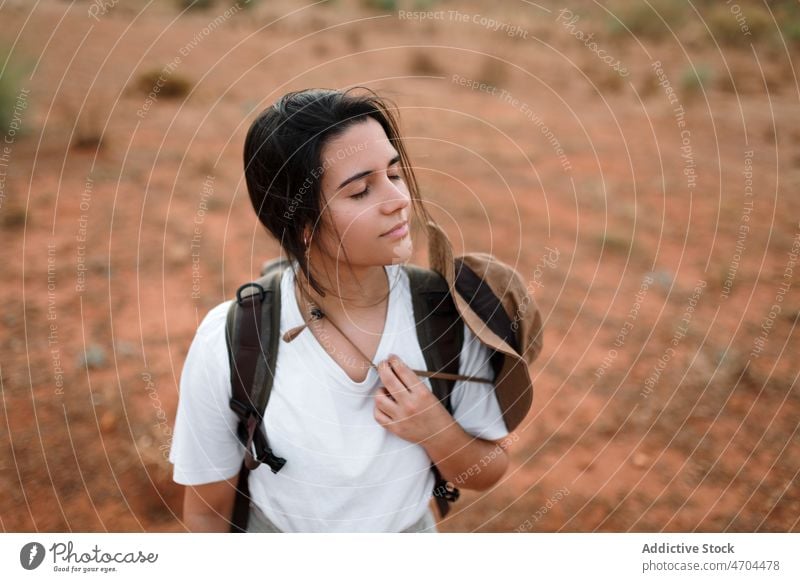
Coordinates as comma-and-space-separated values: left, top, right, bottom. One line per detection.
375, 389, 399, 415
374, 407, 393, 427
386, 355, 420, 392
376, 386, 397, 404
378, 359, 409, 399
379, 386, 396, 402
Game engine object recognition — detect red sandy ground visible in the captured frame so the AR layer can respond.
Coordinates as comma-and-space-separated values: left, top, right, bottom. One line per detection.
1, 0, 798, 532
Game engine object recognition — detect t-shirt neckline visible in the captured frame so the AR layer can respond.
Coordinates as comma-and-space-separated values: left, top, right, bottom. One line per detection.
284, 261, 401, 389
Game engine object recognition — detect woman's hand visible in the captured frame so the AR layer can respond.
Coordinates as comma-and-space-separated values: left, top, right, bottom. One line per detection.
373, 353, 510, 491
373, 354, 454, 444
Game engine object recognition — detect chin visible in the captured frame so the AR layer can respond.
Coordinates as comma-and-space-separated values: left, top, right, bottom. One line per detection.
385, 237, 413, 264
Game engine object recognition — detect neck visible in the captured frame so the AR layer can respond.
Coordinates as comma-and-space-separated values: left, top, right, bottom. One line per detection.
295, 259, 389, 316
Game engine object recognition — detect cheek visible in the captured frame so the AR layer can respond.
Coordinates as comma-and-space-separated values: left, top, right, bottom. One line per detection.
324, 205, 376, 249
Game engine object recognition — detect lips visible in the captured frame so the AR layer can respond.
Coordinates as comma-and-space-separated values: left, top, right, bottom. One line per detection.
380, 220, 408, 237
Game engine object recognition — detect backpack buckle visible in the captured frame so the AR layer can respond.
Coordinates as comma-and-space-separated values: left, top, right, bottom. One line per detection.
257, 448, 287, 473
231, 401, 286, 474
236, 282, 267, 306
244, 436, 287, 474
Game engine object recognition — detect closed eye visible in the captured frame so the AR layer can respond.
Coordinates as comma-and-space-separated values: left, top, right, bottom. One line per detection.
350, 173, 404, 199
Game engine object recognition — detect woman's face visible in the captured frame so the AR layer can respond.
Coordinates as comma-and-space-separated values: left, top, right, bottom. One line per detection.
312, 117, 413, 268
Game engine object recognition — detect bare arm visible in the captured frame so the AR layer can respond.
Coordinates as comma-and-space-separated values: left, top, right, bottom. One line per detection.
421, 424, 511, 491
181, 475, 239, 532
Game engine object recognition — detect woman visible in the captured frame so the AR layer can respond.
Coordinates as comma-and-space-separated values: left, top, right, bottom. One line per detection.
169, 87, 513, 532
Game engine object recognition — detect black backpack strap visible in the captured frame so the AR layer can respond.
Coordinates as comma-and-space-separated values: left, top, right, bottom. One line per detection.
226, 257, 290, 533
404, 264, 464, 519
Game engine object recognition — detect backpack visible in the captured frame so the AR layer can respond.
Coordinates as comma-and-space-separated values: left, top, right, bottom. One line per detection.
225, 257, 468, 533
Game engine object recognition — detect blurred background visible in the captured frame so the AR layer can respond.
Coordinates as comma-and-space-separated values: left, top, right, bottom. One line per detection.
1, 0, 798, 532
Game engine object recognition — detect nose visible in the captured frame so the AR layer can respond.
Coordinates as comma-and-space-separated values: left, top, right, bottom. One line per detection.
380, 174, 410, 213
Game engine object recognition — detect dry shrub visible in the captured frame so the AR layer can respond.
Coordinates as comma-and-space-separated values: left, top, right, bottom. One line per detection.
581, 62, 625, 95
680, 63, 713, 99
409, 51, 442, 76
360, 0, 397, 11
176, 0, 215, 10
1, 199, 27, 228
607, 0, 686, 41
475, 55, 510, 90
135, 68, 193, 99
704, 3, 773, 46
0, 44, 31, 140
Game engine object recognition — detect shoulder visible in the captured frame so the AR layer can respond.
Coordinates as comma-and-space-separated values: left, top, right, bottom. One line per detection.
193, 299, 235, 345
459, 320, 494, 379
193, 261, 296, 346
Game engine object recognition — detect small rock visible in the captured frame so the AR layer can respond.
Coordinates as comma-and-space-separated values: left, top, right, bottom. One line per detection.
632, 452, 650, 468
88, 256, 108, 274
645, 270, 673, 291
77, 344, 107, 369
100, 411, 116, 434
116, 340, 137, 358
167, 245, 188, 265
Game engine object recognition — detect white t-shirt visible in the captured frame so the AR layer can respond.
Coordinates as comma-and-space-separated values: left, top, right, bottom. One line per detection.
169, 261, 509, 532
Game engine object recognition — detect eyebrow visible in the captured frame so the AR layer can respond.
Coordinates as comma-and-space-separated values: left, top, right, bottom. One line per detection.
337, 153, 401, 190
